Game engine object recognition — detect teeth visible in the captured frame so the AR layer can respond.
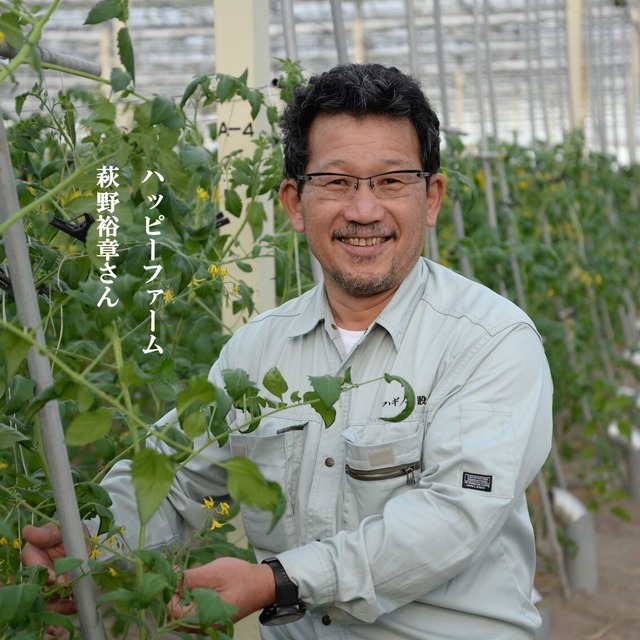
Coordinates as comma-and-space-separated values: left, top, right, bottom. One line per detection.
343, 237, 385, 246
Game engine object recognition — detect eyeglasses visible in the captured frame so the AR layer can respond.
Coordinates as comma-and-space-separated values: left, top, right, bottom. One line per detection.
297, 170, 431, 201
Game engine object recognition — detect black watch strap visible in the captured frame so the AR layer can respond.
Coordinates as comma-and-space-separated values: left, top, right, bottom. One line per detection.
259, 557, 306, 626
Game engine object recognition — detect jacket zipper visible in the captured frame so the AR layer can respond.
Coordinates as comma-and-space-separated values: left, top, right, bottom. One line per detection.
345, 461, 420, 485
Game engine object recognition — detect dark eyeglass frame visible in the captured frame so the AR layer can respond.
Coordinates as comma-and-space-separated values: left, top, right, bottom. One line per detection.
296, 169, 431, 197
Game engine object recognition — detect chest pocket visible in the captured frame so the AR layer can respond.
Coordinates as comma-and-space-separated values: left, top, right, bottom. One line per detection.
341, 419, 425, 530
228, 417, 308, 552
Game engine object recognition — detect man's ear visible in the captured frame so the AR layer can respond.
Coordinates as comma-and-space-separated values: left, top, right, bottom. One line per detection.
426, 173, 446, 228
279, 179, 305, 233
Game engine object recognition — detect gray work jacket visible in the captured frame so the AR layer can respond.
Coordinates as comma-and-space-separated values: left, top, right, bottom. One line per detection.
99, 258, 553, 639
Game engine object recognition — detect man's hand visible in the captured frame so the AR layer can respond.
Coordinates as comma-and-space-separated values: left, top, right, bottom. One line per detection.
169, 556, 276, 625
21, 523, 79, 636
22, 523, 71, 587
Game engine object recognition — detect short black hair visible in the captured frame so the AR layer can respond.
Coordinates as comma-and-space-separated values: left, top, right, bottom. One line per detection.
280, 63, 441, 180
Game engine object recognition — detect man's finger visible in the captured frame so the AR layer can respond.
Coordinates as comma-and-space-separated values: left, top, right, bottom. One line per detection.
22, 523, 64, 548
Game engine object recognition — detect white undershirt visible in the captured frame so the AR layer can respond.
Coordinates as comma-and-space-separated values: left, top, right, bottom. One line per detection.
337, 327, 366, 355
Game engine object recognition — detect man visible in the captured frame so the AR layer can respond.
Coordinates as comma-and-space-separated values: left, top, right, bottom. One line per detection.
23, 63, 553, 639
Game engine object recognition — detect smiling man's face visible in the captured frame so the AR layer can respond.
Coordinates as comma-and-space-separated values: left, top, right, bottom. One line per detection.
280, 114, 445, 305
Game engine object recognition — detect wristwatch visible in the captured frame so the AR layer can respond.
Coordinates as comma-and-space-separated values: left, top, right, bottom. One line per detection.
259, 557, 306, 626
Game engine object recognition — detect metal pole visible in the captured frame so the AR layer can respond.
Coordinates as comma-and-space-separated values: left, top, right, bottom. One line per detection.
0, 42, 101, 76
532, 0, 551, 142
524, 0, 537, 141
405, 0, 418, 75
329, 0, 349, 64
554, 1, 568, 136
433, 0, 450, 126
0, 116, 103, 639
481, 0, 499, 141
566, 0, 585, 132
280, 0, 299, 61
625, 5, 639, 164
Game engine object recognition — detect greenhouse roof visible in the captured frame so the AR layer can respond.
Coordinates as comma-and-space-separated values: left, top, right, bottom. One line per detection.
1, 0, 638, 162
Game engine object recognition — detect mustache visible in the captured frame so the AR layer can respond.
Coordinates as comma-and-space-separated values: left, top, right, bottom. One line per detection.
333, 224, 397, 240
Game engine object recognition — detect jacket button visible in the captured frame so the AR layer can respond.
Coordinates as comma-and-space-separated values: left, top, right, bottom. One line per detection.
321, 614, 332, 625
324, 457, 335, 467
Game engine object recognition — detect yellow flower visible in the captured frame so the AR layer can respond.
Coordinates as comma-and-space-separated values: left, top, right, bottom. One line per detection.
202, 496, 215, 510
209, 519, 228, 531
108, 567, 118, 577
208, 264, 219, 278
219, 267, 228, 279
12, 539, 21, 550
196, 186, 208, 201
89, 535, 103, 559
0, 461, 7, 469
219, 502, 230, 517
106, 535, 116, 548
189, 276, 205, 288
233, 285, 240, 294
0, 537, 7, 546
594, 273, 603, 286
163, 288, 174, 303
0, 32, 5, 46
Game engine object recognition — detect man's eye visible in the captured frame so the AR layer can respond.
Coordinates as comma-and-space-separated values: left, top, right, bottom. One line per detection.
322, 177, 351, 188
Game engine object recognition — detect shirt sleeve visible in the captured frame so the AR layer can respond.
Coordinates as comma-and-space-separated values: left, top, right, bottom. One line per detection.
277, 323, 553, 623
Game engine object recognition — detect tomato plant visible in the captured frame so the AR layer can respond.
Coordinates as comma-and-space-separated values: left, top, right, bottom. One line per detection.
1, 0, 639, 637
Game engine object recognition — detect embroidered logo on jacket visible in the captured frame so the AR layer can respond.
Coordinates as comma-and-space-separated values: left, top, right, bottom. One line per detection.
462, 472, 493, 492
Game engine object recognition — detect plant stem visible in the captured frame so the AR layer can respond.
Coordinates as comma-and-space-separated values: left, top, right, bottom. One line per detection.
0, 0, 61, 84
0, 155, 115, 237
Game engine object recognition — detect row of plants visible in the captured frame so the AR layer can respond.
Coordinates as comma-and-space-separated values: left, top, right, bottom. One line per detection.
1, 0, 639, 637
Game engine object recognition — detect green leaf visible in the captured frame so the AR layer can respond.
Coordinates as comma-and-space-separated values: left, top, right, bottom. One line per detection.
180, 144, 211, 169
134, 572, 171, 608
216, 74, 236, 102
382, 374, 416, 423
180, 74, 210, 108
176, 377, 217, 418
0, 583, 42, 625
222, 368, 256, 401
65, 409, 112, 445
263, 367, 288, 400
183, 411, 207, 439
163, 424, 194, 462
85, 0, 126, 25
216, 457, 285, 530
117, 26, 135, 81
31, 610, 76, 634
119, 360, 154, 387
131, 448, 175, 525
224, 189, 243, 217
0, 327, 31, 379
0, 423, 29, 449
247, 200, 266, 240
53, 557, 84, 575
97, 588, 135, 605
190, 588, 238, 628
0, 12, 24, 48
150, 94, 176, 126
304, 393, 336, 428
6, 375, 35, 414
308, 374, 343, 410
111, 66, 132, 92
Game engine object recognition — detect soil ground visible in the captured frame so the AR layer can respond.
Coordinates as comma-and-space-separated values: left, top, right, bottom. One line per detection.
537, 496, 640, 640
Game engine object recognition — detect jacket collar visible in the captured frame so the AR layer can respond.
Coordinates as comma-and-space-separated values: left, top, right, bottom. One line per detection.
286, 259, 430, 351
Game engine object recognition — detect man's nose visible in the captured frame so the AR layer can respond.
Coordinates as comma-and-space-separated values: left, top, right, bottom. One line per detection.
343, 180, 385, 222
